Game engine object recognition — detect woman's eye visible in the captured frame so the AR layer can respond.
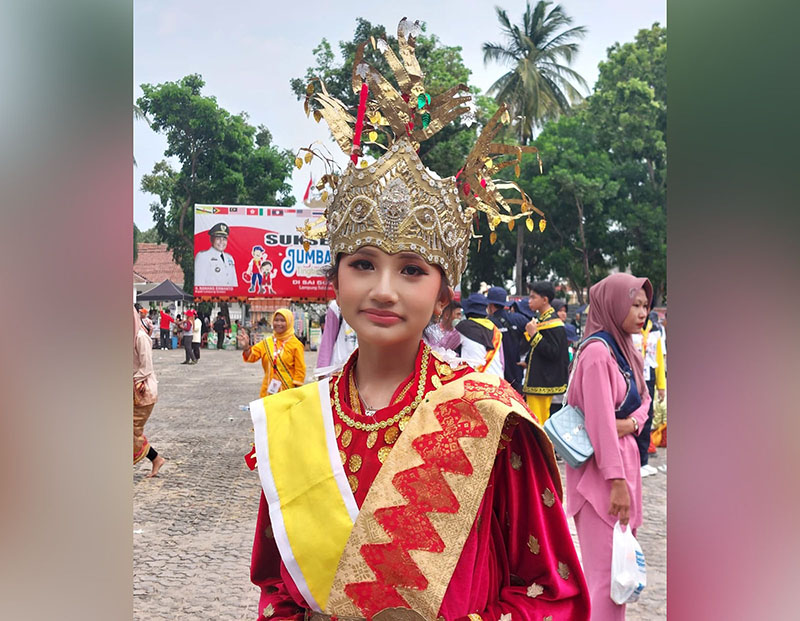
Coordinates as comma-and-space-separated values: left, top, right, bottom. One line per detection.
401, 265, 426, 276
349, 259, 373, 270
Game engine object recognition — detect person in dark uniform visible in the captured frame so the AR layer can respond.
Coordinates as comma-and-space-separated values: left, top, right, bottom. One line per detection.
194, 222, 238, 287
522, 281, 569, 425
486, 286, 528, 394
213, 313, 228, 349
454, 293, 504, 376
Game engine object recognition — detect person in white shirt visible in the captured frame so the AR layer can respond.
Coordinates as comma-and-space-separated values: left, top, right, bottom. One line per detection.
314, 299, 358, 377
180, 311, 197, 365
631, 311, 667, 477
191, 312, 203, 362
194, 222, 238, 288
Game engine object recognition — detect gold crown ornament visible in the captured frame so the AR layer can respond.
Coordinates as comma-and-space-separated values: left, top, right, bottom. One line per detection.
297, 18, 545, 285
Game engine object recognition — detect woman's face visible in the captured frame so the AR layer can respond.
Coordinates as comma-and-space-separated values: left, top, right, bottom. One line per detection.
621, 288, 650, 334
272, 314, 288, 333
556, 306, 567, 321
334, 246, 448, 348
440, 305, 462, 330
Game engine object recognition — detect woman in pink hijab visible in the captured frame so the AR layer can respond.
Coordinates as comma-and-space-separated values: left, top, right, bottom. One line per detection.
564, 273, 653, 620
134, 305, 165, 477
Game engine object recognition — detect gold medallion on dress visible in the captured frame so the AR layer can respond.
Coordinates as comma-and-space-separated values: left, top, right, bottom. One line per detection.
349, 453, 363, 473
377, 446, 393, 463
383, 426, 399, 445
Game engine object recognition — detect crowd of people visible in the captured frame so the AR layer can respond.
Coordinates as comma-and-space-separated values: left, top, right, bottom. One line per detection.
136, 305, 243, 357
134, 19, 666, 621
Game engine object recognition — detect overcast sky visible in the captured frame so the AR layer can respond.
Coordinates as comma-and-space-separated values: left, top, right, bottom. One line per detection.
134, 0, 665, 229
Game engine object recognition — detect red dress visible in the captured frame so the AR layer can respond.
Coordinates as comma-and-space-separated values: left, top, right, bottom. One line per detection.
250, 342, 589, 620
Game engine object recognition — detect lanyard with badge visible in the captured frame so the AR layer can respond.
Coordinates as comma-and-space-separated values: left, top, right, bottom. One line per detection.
267, 336, 290, 394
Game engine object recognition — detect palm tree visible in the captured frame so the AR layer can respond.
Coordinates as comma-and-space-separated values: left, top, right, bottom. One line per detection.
483, 1, 587, 294
133, 104, 150, 166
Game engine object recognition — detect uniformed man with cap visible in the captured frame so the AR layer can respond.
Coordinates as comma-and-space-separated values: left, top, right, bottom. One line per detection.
194, 222, 238, 287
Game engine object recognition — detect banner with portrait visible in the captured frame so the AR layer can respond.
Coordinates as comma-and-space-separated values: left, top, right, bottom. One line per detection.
193, 204, 334, 300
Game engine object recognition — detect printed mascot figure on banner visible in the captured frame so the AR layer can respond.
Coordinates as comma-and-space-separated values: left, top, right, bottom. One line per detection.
260, 258, 278, 295
244, 245, 269, 294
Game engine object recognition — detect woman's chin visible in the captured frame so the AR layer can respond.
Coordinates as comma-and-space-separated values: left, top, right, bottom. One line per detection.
353, 324, 422, 349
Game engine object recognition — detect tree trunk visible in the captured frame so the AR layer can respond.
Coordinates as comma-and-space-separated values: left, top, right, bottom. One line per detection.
574, 195, 592, 302
515, 223, 524, 295
653, 283, 664, 307
568, 277, 585, 305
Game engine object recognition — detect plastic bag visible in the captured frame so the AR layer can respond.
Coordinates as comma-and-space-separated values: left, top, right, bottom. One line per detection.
610, 521, 647, 605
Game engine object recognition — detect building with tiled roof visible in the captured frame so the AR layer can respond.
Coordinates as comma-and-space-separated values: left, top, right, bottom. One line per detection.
134, 243, 185, 295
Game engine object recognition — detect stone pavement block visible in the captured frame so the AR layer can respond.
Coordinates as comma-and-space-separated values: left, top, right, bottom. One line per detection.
135, 346, 666, 620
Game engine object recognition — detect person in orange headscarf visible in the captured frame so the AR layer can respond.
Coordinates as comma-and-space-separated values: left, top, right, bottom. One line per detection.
239, 309, 306, 398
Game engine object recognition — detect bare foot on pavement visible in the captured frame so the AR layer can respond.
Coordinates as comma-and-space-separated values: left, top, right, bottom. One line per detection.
146, 455, 166, 478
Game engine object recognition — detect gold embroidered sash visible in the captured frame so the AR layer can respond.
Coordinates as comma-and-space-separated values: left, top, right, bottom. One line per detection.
325, 372, 557, 619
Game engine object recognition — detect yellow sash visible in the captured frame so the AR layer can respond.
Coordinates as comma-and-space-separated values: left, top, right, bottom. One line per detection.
265, 336, 292, 390
250, 380, 358, 612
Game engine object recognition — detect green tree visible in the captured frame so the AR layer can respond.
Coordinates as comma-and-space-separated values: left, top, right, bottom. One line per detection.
138, 226, 161, 243
520, 108, 622, 303
290, 18, 482, 179
589, 24, 666, 302
133, 223, 161, 262
483, 0, 588, 294
137, 74, 295, 289
133, 104, 149, 167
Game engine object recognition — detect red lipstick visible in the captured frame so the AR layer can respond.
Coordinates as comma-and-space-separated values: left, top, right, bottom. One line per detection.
362, 309, 402, 326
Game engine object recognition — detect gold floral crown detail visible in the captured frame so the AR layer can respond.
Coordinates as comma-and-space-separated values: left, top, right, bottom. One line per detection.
297, 18, 545, 285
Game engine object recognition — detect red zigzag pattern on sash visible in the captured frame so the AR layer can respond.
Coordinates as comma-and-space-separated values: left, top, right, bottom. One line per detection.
344, 379, 519, 616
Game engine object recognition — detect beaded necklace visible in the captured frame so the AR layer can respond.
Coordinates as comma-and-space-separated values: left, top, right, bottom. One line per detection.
347, 364, 416, 416
333, 345, 430, 432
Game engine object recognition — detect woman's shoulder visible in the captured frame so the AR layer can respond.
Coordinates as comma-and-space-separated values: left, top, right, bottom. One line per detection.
576, 339, 616, 367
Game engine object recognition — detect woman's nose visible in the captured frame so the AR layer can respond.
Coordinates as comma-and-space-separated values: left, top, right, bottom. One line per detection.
371, 270, 398, 302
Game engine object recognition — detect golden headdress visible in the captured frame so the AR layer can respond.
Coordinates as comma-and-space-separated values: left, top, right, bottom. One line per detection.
298, 18, 544, 285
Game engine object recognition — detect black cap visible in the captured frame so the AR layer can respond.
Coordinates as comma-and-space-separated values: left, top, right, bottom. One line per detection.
209, 222, 230, 237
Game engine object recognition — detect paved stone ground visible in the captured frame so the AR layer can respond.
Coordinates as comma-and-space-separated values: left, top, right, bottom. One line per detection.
134, 346, 666, 620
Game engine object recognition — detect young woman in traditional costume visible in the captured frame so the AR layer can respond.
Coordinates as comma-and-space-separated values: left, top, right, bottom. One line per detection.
248, 19, 589, 621
564, 273, 653, 621
240, 309, 307, 398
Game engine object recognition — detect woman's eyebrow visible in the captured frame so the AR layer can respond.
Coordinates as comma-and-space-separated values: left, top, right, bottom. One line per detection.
395, 252, 425, 261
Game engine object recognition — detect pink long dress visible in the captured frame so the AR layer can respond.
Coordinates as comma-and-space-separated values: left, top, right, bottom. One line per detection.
564, 340, 651, 620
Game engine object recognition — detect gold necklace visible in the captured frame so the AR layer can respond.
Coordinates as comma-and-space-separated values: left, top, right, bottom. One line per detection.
349, 364, 415, 416
334, 345, 430, 432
